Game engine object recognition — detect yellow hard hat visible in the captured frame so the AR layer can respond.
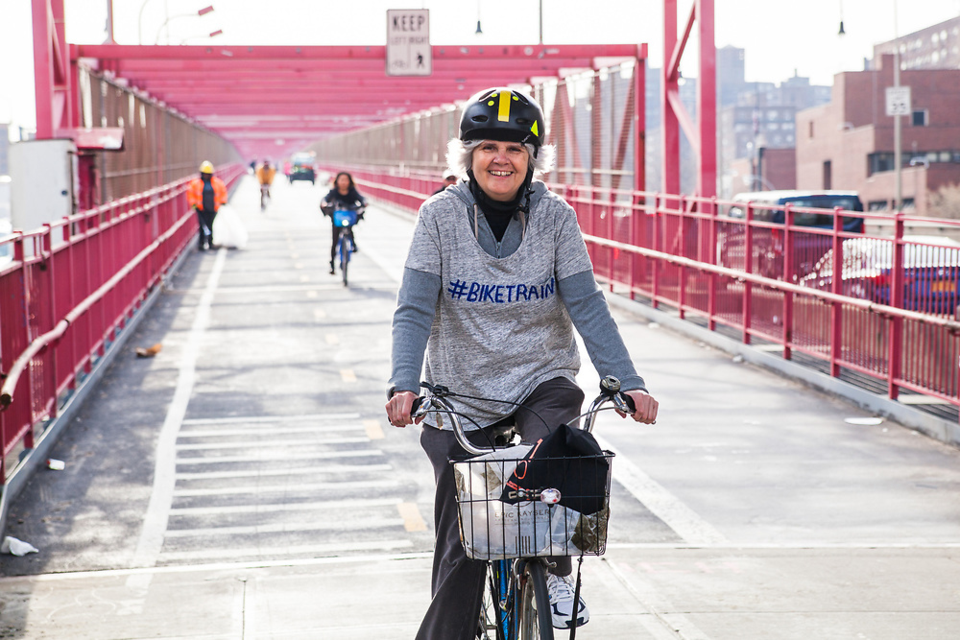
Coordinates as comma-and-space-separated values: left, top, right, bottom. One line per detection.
199, 161, 215, 174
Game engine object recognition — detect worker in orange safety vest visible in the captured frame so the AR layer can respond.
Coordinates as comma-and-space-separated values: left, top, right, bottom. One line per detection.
186, 161, 228, 250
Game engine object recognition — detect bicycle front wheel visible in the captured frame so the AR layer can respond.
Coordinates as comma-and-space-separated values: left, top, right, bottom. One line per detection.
517, 561, 554, 640
479, 560, 509, 640
339, 234, 350, 286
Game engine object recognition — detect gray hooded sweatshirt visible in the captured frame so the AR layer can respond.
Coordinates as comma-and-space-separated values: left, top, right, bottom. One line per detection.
390, 179, 646, 429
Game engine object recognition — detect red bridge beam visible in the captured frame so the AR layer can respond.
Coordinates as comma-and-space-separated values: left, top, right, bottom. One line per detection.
663, 0, 716, 197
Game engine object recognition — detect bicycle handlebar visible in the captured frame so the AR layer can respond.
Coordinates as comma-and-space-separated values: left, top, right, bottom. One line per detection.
410, 376, 636, 456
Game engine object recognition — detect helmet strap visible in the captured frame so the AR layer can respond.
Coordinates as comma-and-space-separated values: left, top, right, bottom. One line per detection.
517, 170, 534, 216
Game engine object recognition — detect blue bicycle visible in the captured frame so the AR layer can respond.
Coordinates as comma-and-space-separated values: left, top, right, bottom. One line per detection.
332, 208, 362, 286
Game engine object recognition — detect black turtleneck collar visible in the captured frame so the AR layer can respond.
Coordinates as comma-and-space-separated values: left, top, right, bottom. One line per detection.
467, 171, 526, 215
467, 171, 534, 242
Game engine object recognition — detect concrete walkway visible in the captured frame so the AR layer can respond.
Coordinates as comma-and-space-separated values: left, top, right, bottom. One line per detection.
1, 175, 959, 639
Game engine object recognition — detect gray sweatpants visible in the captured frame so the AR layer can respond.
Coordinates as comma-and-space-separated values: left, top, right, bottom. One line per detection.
416, 377, 585, 640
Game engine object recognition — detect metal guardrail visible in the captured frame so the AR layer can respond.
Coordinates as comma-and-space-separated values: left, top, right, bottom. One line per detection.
325, 165, 960, 428
0, 164, 245, 497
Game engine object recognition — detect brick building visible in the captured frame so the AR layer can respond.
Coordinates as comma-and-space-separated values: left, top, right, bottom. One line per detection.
796, 54, 960, 216
874, 16, 960, 71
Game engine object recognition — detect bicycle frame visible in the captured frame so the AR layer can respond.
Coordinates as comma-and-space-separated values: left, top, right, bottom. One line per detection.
333, 209, 359, 286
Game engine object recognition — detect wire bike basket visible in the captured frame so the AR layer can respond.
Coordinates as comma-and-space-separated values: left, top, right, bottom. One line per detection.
452, 446, 615, 561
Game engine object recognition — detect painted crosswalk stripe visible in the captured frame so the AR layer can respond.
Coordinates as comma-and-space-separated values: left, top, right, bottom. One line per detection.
178, 424, 366, 437
175, 450, 383, 465
165, 516, 404, 538
174, 463, 392, 480
173, 478, 399, 497
159, 540, 413, 562
176, 437, 368, 450
169, 497, 401, 515
182, 413, 359, 426
183, 413, 360, 426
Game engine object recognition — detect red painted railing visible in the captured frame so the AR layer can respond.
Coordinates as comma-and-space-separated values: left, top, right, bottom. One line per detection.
331, 165, 960, 426
0, 164, 245, 483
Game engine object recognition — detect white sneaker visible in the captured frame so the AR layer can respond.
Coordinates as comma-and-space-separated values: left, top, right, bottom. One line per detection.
545, 572, 589, 629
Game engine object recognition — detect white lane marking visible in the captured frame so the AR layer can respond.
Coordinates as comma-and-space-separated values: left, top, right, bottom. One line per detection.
605, 557, 714, 640
178, 424, 365, 437
164, 516, 404, 538
175, 463, 392, 480
593, 433, 728, 546
175, 450, 383, 465
175, 437, 369, 450
173, 478, 399, 497
159, 540, 414, 562
181, 413, 359, 425
169, 497, 400, 516
132, 248, 227, 569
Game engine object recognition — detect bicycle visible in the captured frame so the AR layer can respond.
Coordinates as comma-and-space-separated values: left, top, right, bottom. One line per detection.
332, 208, 362, 286
259, 183, 270, 210
411, 376, 637, 640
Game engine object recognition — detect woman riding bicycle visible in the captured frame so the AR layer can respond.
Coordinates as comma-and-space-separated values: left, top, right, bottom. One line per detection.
320, 171, 367, 275
385, 87, 659, 639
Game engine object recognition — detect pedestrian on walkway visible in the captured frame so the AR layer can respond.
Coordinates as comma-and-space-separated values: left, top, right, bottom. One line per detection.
320, 171, 367, 275
186, 161, 228, 251
385, 87, 659, 640
432, 170, 458, 195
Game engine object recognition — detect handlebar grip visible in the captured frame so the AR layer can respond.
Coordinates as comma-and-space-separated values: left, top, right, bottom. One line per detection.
621, 392, 636, 414
410, 396, 424, 416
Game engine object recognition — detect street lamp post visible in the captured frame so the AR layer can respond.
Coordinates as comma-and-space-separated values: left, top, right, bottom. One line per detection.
154, 5, 215, 45
893, 0, 902, 211
138, 0, 158, 45
180, 29, 223, 45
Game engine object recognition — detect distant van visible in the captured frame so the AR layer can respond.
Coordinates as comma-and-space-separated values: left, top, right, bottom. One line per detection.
727, 190, 864, 232
720, 190, 866, 281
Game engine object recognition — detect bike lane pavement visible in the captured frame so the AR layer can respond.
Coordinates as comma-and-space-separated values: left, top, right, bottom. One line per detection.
1, 178, 958, 639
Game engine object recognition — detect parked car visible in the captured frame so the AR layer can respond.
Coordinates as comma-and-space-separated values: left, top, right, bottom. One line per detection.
288, 152, 317, 184
719, 190, 865, 281
800, 235, 960, 316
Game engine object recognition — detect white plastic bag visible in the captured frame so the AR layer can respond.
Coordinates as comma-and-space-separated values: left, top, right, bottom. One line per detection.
2, 536, 39, 556
212, 204, 248, 249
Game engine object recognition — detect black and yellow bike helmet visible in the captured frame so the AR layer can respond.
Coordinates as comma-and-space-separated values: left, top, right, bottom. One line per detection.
459, 87, 545, 154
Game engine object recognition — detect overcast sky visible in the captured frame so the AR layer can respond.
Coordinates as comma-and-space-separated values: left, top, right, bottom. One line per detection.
2, 0, 959, 136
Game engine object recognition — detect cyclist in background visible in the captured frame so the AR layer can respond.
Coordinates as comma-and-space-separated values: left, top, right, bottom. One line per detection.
385, 87, 659, 639
320, 171, 367, 275
256, 159, 277, 210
